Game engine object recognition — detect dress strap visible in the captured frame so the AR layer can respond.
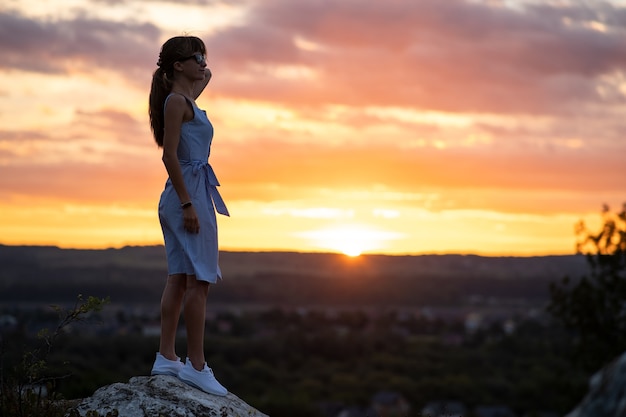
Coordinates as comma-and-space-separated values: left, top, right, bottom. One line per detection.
164, 93, 194, 112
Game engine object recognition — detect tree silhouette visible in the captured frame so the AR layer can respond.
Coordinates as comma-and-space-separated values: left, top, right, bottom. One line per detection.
548, 203, 626, 370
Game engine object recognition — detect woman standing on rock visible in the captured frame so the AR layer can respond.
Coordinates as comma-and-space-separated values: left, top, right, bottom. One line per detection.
147, 35, 229, 396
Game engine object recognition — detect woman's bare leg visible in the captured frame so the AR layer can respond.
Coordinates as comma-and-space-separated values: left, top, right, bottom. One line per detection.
184, 275, 210, 370
159, 274, 187, 360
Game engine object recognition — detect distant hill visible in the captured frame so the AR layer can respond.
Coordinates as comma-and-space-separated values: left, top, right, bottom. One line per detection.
0, 245, 589, 307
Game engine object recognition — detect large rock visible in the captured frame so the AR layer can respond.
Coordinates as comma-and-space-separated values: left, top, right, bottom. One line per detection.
566, 351, 626, 417
73, 375, 269, 417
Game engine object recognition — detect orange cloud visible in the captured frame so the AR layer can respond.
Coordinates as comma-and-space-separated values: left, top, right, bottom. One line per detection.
205, 0, 626, 114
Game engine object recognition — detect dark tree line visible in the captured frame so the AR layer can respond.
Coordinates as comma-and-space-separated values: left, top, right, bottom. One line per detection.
549, 203, 626, 370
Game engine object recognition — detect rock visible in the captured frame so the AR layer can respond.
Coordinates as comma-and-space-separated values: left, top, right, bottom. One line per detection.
566, 351, 626, 417
72, 375, 269, 417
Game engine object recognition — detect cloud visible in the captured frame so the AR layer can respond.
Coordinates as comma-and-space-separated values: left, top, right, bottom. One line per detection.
214, 138, 626, 199
90, 0, 245, 5
0, 10, 160, 74
4, 114, 624, 211
4, 1, 626, 115
1, 0, 625, 216
72, 108, 151, 145
205, 0, 626, 114
0, 107, 161, 203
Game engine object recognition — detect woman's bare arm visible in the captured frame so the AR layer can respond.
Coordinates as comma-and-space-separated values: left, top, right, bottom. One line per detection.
192, 68, 212, 99
162, 94, 200, 233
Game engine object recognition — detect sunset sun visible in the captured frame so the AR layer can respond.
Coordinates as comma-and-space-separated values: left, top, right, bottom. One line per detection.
342, 246, 362, 258
298, 225, 402, 257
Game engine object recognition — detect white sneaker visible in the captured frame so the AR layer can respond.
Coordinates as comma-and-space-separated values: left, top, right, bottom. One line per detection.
178, 358, 228, 396
150, 353, 183, 377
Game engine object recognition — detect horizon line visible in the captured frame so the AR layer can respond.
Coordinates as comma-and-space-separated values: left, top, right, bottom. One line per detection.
0, 242, 580, 258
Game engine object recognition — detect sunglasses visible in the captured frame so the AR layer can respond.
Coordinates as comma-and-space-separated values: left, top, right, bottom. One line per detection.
180, 53, 206, 65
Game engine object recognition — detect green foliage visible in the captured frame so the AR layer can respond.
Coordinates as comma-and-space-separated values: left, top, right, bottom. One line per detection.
0, 294, 110, 417
548, 203, 626, 370
0, 305, 585, 417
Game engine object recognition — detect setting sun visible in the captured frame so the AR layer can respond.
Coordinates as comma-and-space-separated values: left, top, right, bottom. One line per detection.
297, 225, 403, 257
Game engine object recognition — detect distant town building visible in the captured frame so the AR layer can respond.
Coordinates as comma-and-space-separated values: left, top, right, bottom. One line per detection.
370, 391, 410, 417
474, 405, 517, 417
421, 400, 466, 417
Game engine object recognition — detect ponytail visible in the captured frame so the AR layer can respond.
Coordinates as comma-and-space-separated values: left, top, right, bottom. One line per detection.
149, 67, 173, 147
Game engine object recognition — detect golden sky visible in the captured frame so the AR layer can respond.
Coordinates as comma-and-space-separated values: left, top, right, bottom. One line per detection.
1, 0, 625, 256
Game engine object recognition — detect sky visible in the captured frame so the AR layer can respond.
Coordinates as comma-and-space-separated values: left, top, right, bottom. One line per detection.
0, 0, 625, 257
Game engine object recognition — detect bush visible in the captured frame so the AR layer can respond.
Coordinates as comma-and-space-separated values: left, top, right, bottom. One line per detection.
0, 295, 109, 417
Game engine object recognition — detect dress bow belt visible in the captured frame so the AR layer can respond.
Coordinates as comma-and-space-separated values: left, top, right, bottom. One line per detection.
186, 160, 230, 217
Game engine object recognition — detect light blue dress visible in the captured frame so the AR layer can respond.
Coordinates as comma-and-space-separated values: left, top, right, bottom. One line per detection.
158, 94, 229, 283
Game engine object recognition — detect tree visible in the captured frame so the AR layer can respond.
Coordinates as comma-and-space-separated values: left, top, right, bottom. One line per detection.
0, 294, 109, 417
548, 203, 626, 370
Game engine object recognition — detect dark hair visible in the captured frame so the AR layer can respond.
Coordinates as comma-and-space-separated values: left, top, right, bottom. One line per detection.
149, 36, 207, 147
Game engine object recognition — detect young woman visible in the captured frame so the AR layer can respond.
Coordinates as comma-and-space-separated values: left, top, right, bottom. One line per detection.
148, 36, 229, 396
